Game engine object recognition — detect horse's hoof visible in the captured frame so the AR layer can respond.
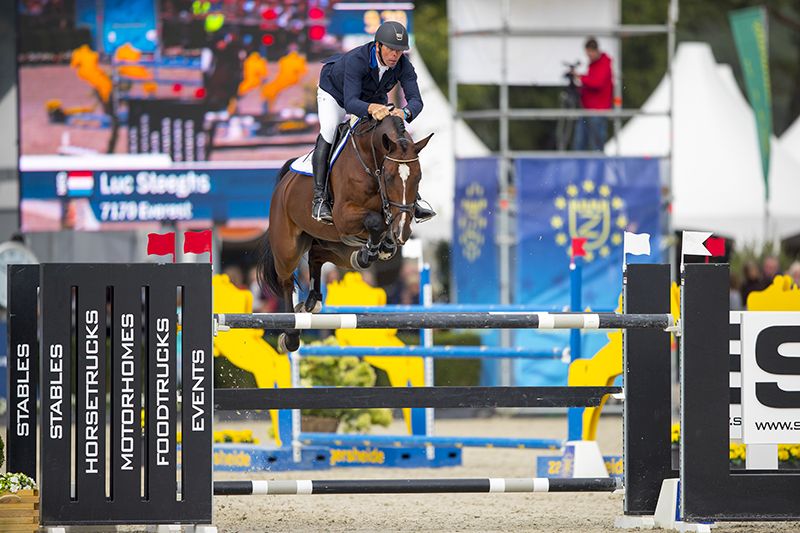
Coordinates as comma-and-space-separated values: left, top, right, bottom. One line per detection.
378, 241, 397, 261
350, 251, 369, 271
278, 333, 300, 353
304, 299, 322, 313
378, 247, 396, 261
302, 291, 322, 313
293, 302, 306, 313
277, 333, 289, 353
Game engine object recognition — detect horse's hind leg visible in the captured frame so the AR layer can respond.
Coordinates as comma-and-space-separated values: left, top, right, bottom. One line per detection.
300, 245, 326, 313
273, 235, 310, 354
277, 276, 301, 353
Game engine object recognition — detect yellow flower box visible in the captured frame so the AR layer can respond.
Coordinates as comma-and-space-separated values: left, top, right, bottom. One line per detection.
0, 489, 39, 533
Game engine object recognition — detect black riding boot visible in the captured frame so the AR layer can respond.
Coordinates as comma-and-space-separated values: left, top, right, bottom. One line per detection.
311, 135, 334, 225
413, 193, 436, 222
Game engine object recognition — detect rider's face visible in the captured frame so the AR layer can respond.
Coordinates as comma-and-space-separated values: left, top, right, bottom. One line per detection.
379, 44, 403, 67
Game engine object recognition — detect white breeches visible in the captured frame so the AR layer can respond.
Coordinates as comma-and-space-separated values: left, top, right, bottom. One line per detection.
317, 88, 347, 144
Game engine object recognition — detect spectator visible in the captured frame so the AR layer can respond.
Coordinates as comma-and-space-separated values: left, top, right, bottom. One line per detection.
729, 272, 743, 311
740, 261, 762, 308
788, 261, 800, 289
321, 264, 341, 301
761, 255, 781, 286
223, 264, 246, 289
571, 37, 613, 151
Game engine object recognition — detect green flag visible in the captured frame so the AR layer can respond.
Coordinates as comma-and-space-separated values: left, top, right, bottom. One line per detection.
729, 6, 772, 199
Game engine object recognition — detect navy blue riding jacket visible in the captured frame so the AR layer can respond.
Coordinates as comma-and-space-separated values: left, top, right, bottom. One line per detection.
319, 42, 423, 121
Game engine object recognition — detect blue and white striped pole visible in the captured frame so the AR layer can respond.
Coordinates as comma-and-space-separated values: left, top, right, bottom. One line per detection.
419, 262, 435, 459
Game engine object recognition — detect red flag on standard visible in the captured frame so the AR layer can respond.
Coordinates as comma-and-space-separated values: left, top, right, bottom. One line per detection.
147, 232, 176, 262
571, 237, 587, 258
184, 230, 213, 262
704, 236, 725, 257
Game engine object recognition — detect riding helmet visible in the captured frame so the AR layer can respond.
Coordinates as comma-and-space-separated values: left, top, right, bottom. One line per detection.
374, 21, 409, 51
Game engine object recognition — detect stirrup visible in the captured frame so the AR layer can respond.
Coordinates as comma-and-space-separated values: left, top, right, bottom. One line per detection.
413, 198, 436, 223
312, 198, 334, 225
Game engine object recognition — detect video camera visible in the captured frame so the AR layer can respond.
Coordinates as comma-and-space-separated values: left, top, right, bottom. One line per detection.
563, 60, 581, 82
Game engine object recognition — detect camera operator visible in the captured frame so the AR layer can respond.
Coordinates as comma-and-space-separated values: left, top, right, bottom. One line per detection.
569, 37, 613, 151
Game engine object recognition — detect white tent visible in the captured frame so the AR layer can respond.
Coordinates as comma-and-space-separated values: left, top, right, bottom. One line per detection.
606, 42, 800, 245
780, 114, 800, 167
407, 49, 490, 241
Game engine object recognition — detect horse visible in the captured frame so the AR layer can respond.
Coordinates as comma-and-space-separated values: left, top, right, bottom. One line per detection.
257, 115, 433, 352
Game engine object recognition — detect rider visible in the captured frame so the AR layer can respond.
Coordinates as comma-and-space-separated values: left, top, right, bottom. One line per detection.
311, 20, 436, 225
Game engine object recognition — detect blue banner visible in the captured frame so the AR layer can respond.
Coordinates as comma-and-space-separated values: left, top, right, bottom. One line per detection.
453, 158, 501, 385
19, 167, 279, 231
514, 157, 661, 386
453, 158, 499, 305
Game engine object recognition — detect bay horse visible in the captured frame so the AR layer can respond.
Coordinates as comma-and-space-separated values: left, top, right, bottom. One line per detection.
257, 115, 433, 352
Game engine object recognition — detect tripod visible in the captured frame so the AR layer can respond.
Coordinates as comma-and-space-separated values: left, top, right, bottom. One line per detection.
556, 62, 581, 151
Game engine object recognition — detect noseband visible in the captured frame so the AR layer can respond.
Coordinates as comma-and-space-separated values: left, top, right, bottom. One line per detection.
350, 119, 418, 226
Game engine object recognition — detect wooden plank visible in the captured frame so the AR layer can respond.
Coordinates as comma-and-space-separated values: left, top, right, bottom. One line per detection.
0, 516, 37, 524
0, 508, 38, 516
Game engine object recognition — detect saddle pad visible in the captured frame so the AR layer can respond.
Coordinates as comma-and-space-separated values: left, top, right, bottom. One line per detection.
290, 118, 360, 176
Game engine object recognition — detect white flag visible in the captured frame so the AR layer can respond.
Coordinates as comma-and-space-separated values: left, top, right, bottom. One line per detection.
624, 232, 651, 256
682, 231, 713, 257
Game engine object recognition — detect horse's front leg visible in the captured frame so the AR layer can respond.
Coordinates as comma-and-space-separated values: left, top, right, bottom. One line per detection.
351, 211, 387, 270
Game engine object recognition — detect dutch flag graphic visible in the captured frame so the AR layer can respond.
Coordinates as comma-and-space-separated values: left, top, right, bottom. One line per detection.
57, 171, 95, 197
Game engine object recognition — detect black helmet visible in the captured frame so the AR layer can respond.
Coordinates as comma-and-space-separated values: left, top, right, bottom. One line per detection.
374, 21, 409, 51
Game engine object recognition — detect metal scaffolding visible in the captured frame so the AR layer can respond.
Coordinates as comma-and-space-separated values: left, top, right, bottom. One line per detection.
447, 0, 678, 385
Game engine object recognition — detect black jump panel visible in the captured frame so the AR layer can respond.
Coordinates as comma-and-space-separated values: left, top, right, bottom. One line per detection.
681, 264, 800, 521
7, 264, 40, 479
38, 264, 213, 526
623, 264, 674, 515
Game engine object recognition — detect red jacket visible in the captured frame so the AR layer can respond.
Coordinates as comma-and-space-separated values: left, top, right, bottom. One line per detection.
579, 53, 613, 109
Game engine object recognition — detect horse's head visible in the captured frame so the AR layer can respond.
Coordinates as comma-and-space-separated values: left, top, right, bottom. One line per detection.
375, 117, 433, 245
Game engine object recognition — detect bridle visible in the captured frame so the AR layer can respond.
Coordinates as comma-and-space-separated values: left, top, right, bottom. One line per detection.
350, 118, 418, 226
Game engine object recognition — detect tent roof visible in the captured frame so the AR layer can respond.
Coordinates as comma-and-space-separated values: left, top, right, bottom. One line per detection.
780, 114, 800, 166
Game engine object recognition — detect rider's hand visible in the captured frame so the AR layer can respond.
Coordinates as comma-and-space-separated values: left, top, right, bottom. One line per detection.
389, 108, 405, 119
368, 103, 391, 121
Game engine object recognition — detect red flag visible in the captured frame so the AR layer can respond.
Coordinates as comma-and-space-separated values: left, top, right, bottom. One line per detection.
704, 236, 725, 257
147, 232, 176, 262
184, 230, 213, 262
571, 237, 587, 258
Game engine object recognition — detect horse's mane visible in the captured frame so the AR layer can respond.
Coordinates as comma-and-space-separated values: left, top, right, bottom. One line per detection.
382, 115, 410, 151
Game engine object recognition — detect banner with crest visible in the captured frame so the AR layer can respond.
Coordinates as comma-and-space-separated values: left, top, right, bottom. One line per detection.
453, 157, 501, 384
513, 157, 662, 386
452, 158, 500, 305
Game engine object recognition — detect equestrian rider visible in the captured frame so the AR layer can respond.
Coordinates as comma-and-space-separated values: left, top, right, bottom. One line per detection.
311, 20, 436, 225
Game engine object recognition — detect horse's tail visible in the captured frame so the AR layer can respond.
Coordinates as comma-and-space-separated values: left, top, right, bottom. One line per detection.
256, 157, 299, 298
256, 232, 283, 298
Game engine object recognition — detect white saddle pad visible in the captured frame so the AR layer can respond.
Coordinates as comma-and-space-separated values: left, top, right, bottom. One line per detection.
290, 118, 360, 176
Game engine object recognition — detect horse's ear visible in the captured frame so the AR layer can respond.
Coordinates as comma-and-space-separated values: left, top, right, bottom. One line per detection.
414, 133, 434, 153
382, 133, 397, 152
